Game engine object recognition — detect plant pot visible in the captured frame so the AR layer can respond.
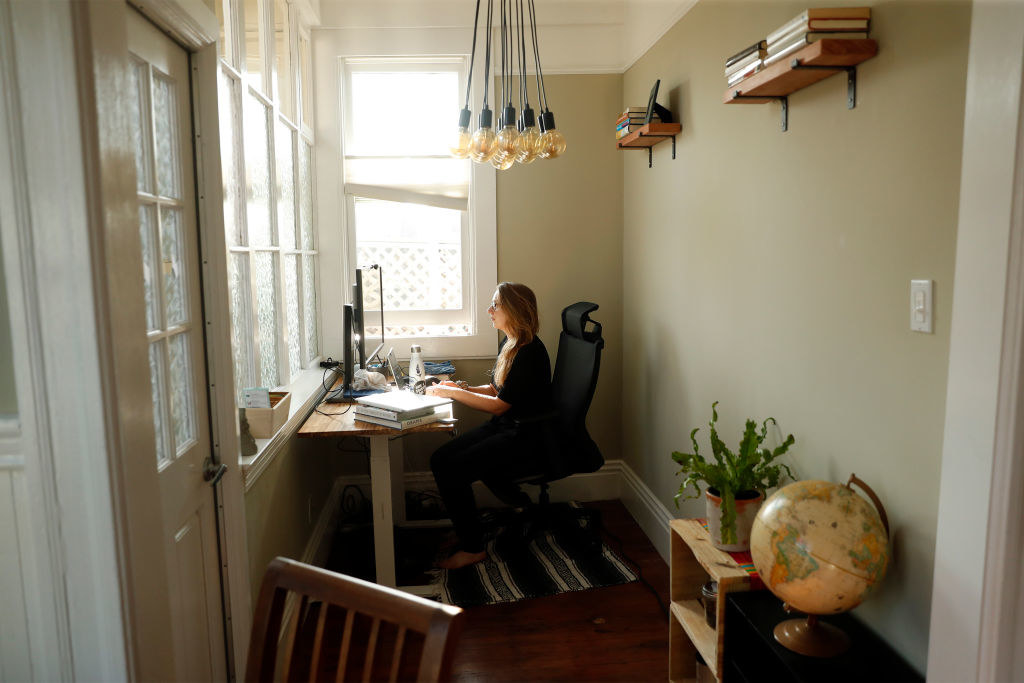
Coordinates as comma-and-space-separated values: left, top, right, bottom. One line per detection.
705, 488, 764, 552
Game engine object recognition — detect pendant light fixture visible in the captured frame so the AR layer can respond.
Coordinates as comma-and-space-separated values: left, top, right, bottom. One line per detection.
451, 0, 564, 167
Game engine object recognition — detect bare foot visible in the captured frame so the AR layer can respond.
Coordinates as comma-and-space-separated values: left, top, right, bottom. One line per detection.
438, 550, 486, 569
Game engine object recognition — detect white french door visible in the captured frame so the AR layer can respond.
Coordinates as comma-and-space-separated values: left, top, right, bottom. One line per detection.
125, 9, 228, 681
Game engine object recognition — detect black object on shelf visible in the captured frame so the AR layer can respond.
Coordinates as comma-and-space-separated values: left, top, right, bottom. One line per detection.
723, 591, 923, 683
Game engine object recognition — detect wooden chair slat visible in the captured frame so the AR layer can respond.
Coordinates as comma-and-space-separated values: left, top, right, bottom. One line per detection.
362, 618, 381, 683
335, 609, 356, 683
309, 603, 328, 683
279, 594, 308, 681
388, 626, 407, 683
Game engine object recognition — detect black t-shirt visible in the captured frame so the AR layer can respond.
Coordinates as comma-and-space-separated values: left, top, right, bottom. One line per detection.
491, 336, 551, 423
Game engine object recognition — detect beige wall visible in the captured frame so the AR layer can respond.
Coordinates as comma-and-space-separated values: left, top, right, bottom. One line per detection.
622, 0, 970, 671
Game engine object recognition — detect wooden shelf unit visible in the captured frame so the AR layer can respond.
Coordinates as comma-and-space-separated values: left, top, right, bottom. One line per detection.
669, 519, 756, 683
616, 122, 682, 167
723, 38, 878, 130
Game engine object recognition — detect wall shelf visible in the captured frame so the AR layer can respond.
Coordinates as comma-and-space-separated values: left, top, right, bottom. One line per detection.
616, 122, 683, 167
724, 39, 878, 131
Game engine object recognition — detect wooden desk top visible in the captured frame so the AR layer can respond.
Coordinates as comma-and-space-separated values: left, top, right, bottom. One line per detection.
298, 394, 456, 438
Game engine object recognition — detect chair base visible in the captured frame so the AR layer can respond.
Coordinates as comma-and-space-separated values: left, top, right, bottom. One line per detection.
494, 485, 603, 557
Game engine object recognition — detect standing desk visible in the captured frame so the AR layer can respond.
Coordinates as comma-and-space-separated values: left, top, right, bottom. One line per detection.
297, 396, 454, 588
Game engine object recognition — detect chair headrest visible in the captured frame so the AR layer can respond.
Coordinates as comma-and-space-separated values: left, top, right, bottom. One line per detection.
562, 302, 602, 344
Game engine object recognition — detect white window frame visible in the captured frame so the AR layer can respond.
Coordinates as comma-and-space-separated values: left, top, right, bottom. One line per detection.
315, 28, 497, 363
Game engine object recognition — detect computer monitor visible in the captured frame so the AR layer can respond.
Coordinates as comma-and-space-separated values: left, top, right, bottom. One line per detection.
342, 303, 355, 396
352, 269, 366, 369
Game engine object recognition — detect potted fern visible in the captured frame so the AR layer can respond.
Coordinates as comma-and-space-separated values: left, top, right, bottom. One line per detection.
672, 402, 796, 551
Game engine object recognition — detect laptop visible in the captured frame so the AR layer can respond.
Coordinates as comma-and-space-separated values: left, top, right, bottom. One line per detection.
386, 347, 407, 387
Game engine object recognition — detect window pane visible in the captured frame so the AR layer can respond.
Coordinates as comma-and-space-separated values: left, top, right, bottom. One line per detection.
353, 198, 462, 311
153, 72, 181, 199
168, 333, 197, 455
244, 0, 264, 93
228, 253, 254, 402
244, 95, 272, 247
276, 120, 295, 250
284, 254, 301, 377
274, 0, 294, 120
299, 140, 313, 250
215, 0, 229, 63
148, 341, 170, 466
299, 35, 311, 128
302, 253, 318, 361
348, 71, 458, 156
218, 69, 243, 246
160, 208, 188, 327
128, 59, 153, 194
253, 251, 280, 387
139, 205, 159, 331
345, 157, 469, 198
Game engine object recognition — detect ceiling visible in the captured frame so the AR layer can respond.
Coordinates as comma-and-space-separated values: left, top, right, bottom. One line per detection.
315, 0, 698, 73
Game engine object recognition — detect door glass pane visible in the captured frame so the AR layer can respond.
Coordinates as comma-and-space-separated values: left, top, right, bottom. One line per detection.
228, 253, 253, 402
284, 254, 300, 377
168, 333, 197, 454
353, 198, 462, 311
276, 120, 295, 250
128, 58, 154, 194
161, 208, 187, 327
139, 205, 159, 331
244, 95, 272, 247
302, 253, 317, 361
218, 69, 243, 246
274, 0, 293, 120
244, 0, 265, 93
153, 72, 182, 199
253, 251, 280, 387
299, 140, 313, 250
148, 341, 170, 466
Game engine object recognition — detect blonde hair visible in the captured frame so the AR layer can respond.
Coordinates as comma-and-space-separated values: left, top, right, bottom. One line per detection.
492, 282, 539, 388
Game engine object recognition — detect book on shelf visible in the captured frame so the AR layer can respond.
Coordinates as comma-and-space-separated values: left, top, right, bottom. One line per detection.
725, 50, 763, 76
767, 7, 870, 45
725, 40, 767, 67
727, 62, 761, 86
765, 29, 868, 56
620, 106, 650, 115
354, 403, 436, 421
616, 113, 659, 126
725, 53, 763, 78
354, 411, 444, 431
763, 31, 870, 66
615, 125, 645, 139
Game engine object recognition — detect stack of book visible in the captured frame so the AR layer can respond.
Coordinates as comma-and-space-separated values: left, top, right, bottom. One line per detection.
725, 40, 767, 86
615, 106, 660, 140
763, 7, 871, 67
354, 392, 451, 429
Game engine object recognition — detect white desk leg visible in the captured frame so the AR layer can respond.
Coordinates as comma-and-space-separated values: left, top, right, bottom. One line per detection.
368, 435, 397, 587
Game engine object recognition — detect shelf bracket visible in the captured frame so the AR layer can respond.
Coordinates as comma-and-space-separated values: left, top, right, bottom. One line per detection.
624, 132, 679, 168
790, 60, 858, 109
732, 92, 789, 131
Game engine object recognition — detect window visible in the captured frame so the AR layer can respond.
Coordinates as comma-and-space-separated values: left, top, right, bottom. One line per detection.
218, 0, 319, 403
340, 58, 495, 356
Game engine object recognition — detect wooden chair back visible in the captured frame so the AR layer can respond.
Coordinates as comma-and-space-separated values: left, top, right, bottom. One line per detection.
246, 557, 464, 682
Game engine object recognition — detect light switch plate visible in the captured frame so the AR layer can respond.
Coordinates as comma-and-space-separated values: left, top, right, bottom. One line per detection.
910, 279, 933, 333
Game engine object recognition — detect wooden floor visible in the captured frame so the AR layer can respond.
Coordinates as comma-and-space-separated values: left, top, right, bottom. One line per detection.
449, 500, 670, 682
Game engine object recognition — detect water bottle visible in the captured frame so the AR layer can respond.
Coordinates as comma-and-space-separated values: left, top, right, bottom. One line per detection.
409, 344, 425, 386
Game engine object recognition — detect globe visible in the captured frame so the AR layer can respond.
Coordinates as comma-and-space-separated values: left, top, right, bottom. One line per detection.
750, 477, 890, 656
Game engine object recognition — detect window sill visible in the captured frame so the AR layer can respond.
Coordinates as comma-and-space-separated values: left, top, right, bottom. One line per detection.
239, 366, 334, 492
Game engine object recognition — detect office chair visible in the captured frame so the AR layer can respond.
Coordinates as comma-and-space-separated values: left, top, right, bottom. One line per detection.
501, 301, 605, 550
246, 557, 464, 682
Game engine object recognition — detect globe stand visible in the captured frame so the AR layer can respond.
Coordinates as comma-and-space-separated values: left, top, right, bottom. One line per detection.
774, 613, 851, 658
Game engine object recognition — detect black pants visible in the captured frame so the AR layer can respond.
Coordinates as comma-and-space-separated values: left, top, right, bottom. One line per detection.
430, 420, 545, 553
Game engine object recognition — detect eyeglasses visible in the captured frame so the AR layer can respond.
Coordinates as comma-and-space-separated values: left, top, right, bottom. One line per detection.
488, 301, 501, 312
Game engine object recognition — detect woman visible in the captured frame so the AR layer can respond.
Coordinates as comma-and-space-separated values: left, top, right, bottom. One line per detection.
427, 282, 552, 569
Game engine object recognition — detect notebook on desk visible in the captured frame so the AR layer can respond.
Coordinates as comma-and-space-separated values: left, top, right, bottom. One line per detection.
355, 390, 451, 413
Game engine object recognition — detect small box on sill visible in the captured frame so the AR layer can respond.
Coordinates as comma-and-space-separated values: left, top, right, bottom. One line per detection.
246, 391, 291, 438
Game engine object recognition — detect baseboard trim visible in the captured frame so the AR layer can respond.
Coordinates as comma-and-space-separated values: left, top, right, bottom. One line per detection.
329, 458, 674, 563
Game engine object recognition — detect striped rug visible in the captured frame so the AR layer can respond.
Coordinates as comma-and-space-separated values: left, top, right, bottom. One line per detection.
435, 507, 638, 607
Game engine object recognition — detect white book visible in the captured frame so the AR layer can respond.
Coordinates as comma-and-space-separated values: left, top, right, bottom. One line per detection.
354, 411, 445, 430
355, 403, 436, 421
355, 390, 452, 413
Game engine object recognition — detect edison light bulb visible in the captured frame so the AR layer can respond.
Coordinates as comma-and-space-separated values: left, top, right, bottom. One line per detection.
449, 107, 472, 159
538, 111, 567, 159
469, 108, 497, 163
515, 108, 542, 164
493, 105, 519, 170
